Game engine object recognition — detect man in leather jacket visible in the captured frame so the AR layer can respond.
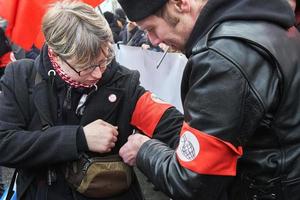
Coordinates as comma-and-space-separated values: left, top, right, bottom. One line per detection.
118, 0, 300, 199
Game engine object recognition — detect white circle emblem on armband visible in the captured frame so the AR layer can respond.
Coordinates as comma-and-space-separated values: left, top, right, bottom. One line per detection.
177, 131, 200, 162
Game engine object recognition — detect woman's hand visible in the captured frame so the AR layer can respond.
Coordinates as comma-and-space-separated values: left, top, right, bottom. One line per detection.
83, 119, 118, 153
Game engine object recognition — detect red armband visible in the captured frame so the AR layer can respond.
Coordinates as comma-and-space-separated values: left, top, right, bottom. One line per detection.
131, 92, 172, 137
176, 122, 243, 176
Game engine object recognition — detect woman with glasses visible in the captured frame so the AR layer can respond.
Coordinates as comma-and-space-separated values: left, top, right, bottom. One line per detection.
0, 1, 183, 200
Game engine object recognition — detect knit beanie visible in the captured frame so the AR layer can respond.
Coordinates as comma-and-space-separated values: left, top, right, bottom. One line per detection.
103, 11, 115, 24
117, 0, 168, 21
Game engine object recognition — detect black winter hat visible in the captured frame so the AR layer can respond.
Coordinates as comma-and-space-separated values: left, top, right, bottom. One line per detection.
117, 0, 168, 21
103, 11, 115, 24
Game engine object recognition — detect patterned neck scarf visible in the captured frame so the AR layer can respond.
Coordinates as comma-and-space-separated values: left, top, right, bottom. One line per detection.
48, 48, 94, 88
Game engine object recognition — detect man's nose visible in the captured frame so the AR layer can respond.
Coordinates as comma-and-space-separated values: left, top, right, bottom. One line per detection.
147, 32, 162, 46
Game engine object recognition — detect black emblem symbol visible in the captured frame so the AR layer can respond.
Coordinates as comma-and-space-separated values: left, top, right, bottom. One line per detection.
181, 135, 195, 160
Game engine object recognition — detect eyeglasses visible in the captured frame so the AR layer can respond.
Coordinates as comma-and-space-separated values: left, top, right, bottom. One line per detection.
59, 47, 114, 76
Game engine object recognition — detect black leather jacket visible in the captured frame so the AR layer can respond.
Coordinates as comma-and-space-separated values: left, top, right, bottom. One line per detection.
135, 1, 300, 200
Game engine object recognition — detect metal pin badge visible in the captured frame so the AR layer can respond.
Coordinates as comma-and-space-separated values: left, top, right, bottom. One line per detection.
108, 94, 117, 102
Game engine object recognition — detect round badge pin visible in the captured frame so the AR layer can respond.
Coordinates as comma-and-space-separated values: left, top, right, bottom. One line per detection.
108, 94, 117, 102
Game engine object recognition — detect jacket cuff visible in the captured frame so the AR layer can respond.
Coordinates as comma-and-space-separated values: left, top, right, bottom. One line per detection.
76, 126, 89, 153
136, 139, 165, 169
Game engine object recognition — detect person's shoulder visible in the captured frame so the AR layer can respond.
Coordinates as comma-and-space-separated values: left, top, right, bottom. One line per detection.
6, 58, 34, 71
111, 61, 140, 83
4, 59, 35, 81
112, 60, 138, 75
103, 61, 141, 91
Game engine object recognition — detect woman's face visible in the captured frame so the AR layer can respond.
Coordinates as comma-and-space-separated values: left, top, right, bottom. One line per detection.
54, 46, 111, 85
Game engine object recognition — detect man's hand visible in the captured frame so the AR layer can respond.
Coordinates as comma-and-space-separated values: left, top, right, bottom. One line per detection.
141, 43, 150, 50
83, 119, 118, 153
119, 133, 150, 166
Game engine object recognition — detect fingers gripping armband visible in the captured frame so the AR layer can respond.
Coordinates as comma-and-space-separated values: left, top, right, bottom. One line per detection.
130, 92, 173, 137
176, 122, 243, 176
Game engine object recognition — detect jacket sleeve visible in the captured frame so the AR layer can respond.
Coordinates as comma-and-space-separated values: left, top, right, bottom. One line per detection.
0, 62, 79, 169
134, 49, 267, 200
126, 66, 184, 147
130, 90, 184, 147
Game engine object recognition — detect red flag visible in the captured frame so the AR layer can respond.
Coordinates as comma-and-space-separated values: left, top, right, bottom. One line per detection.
0, 0, 104, 50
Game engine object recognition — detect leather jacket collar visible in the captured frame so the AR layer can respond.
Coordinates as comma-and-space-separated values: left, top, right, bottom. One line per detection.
184, 0, 295, 57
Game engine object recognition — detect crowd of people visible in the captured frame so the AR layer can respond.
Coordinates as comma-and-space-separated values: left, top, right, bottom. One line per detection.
0, 0, 299, 200
103, 9, 169, 52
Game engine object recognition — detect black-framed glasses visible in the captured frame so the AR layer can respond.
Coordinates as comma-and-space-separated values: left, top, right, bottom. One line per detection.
59, 47, 114, 76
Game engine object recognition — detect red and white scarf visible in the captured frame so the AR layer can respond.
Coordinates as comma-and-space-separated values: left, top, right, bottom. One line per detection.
48, 48, 94, 88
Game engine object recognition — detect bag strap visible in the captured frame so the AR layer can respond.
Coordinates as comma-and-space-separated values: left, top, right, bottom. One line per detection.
5, 170, 17, 200
0, 182, 4, 194
5, 63, 44, 199
33, 69, 51, 130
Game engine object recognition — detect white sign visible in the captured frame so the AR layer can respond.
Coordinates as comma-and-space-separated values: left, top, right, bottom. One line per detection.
115, 44, 187, 112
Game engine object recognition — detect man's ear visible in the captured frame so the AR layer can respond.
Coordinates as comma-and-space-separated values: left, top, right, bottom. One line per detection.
170, 0, 191, 13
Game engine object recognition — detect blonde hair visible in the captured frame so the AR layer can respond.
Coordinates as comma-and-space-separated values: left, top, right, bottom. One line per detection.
42, 0, 113, 67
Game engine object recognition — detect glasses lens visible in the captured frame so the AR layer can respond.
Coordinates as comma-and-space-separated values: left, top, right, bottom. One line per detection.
79, 62, 106, 76
77, 45, 115, 76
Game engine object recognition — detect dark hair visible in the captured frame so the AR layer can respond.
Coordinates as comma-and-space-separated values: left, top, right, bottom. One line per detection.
0, 28, 12, 57
103, 11, 115, 24
115, 8, 126, 21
